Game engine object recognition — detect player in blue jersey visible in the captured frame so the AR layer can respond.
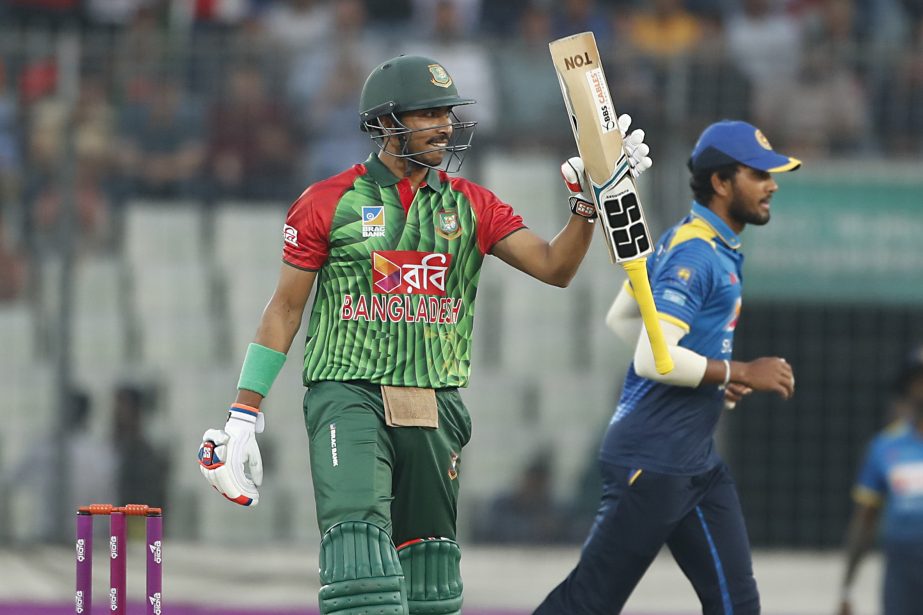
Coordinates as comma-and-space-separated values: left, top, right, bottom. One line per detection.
837, 347, 923, 615
534, 120, 800, 615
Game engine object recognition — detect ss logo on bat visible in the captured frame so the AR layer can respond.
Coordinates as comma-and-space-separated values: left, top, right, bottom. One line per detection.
603, 193, 649, 260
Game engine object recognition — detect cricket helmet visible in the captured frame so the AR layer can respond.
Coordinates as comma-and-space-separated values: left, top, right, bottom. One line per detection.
359, 55, 475, 125
358, 55, 477, 173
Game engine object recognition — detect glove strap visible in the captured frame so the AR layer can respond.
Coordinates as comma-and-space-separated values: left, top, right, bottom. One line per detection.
229, 403, 259, 422
569, 196, 597, 221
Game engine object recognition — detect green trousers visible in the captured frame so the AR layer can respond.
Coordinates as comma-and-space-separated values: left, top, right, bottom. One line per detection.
303, 381, 472, 545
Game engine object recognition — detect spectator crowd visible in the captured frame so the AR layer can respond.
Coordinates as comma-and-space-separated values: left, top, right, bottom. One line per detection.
0, 0, 921, 304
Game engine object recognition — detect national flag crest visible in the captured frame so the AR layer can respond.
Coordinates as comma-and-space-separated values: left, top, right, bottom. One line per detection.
435, 208, 461, 240
428, 64, 452, 88
362, 205, 386, 238
669, 265, 693, 285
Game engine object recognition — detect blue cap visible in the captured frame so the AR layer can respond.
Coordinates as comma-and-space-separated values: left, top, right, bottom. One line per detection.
688, 120, 801, 173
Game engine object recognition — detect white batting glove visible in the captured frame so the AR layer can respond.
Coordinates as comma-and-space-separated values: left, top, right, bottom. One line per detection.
561, 156, 596, 221
618, 114, 652, 178
197, 404, 265, 507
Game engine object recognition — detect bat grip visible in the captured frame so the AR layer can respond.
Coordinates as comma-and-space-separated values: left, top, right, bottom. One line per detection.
622, 258, 674, 375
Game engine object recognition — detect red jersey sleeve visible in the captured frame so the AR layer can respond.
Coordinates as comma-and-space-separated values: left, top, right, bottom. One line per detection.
449, 177, 526, 255
282, 165, 364, 270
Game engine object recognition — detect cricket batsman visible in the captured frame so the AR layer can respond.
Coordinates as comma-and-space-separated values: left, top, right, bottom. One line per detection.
197, 54, 653, 613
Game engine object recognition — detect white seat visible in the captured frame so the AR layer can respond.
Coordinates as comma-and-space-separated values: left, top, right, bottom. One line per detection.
130, 262, 216, 366
72, 257, 128, 367
123, 200, 204, 267
480, 150, 564, 237
213, 204, 287, 275
2, 364, 57, 542
0, 303, 35, 366
132, 262, 211, 318
459, 373, 540, 500
536, 376, 615, 500
491, 270, 577, 374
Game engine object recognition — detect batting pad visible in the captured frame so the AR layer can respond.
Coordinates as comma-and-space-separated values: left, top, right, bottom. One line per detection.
397, 538, 463, 615
318, 521, 408, 615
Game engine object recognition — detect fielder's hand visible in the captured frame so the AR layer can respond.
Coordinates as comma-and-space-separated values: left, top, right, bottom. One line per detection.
723, 382, 753, 410
618, 114, 652, 178
197, 404, 265, 506
735, 357, 795, 400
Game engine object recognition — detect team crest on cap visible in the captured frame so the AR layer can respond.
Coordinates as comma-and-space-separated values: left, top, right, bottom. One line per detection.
428, 64, 452, 88
754, 129, 772, 150
435, 208, 462, 240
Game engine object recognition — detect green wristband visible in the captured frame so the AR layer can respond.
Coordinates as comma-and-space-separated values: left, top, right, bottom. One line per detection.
237, 343, 287, 398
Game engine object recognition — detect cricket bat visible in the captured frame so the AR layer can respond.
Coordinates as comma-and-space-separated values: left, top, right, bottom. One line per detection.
549, 31, 673, 374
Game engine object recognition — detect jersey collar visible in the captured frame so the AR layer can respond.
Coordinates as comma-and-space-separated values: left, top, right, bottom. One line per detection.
691, 202, 742, 250
364, 153, 444, 190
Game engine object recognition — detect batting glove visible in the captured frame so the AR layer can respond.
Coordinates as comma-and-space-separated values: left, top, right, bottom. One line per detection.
197, 404, 265, 507
562, 156, 596, 221
618, 114, 652, 178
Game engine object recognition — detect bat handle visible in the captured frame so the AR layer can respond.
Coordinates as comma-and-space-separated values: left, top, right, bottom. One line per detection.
622, 258, 674, 375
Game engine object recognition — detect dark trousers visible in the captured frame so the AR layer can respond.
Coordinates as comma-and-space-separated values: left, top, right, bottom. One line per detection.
304, 381, 472, 545
534, 461, 759, 615
883, 542, 923, 615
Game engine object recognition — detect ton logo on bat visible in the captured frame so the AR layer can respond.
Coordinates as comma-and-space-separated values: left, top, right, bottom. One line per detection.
564, 53, 593, 70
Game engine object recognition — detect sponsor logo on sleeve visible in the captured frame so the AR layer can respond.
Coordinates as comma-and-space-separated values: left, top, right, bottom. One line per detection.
283, 224, 299, 247
662, 289, 686, 306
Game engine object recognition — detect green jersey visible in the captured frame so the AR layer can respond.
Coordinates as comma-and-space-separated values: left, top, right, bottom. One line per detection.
283, 154, 525, 388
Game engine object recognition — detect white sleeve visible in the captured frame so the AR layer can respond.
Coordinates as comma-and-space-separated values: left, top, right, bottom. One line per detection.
633, 320, 708, 387
605, 282, 642, 345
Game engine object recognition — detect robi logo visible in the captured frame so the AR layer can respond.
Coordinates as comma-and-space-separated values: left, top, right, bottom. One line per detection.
372, 251, 452, 296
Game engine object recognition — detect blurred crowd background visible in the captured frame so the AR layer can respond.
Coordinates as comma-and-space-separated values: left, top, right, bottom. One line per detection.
1, 0, 923, 570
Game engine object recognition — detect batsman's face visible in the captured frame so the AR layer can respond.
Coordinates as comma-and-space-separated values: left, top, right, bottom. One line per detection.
398, 107, 454, 166
728, 166, 778, 227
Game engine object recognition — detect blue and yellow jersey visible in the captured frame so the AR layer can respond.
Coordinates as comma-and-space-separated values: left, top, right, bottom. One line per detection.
854, 421, 923, 546
600, 202, 744, 475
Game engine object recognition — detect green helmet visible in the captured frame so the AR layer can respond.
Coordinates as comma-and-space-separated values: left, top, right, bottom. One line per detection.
359, 55, 475, 129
